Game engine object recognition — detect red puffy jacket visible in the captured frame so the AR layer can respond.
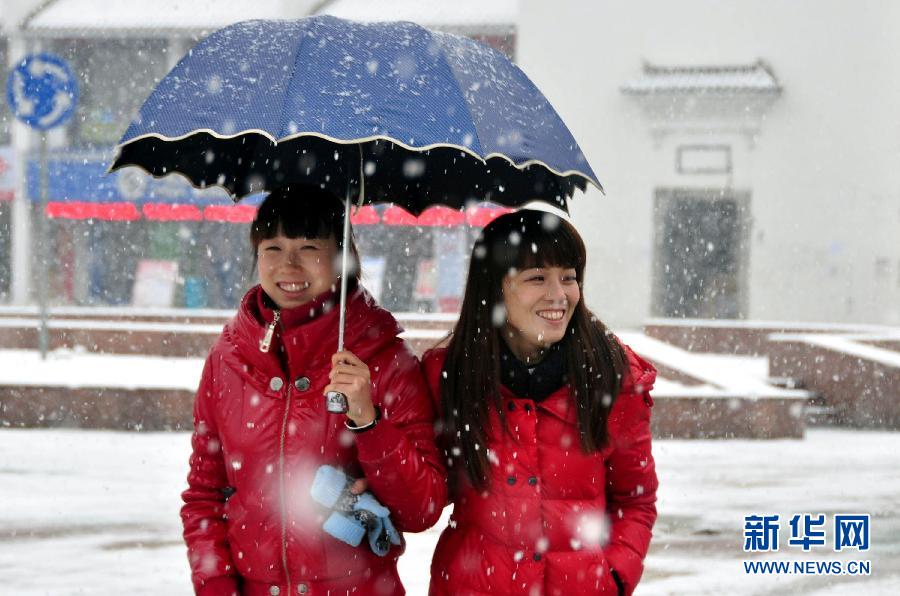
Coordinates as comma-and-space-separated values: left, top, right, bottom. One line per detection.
423, 344, 658, 596
182, 285, 446, 596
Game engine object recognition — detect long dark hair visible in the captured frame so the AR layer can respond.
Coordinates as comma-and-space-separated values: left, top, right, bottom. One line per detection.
441, 209, 627, 490
249, 184, 361, 282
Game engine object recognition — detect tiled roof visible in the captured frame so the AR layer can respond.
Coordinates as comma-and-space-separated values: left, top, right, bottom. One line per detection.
622, 60, 781, 94
23, 0, 315, 32
318, 0, 518, 27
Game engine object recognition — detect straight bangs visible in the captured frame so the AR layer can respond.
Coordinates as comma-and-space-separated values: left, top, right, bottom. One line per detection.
485, 210, 586, 280
249, 184, 362, 282
250, 185, 345, 249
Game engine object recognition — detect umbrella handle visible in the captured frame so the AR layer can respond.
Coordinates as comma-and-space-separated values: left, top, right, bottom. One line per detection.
326, 390, 349, 414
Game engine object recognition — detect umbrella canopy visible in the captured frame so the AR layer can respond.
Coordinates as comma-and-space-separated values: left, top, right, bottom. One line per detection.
110, 16, 601, 211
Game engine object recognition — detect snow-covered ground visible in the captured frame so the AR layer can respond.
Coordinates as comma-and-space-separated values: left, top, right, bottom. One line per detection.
1, 428, 897, 595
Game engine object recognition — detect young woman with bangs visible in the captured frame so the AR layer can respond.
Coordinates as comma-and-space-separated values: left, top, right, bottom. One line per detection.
181, 185, 445, 596
423, 209, 658, 596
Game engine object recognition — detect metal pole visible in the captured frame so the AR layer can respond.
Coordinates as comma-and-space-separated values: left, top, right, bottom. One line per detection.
337, 190, 351, 352
337, 146, 363, 352
38, 134, 49, 359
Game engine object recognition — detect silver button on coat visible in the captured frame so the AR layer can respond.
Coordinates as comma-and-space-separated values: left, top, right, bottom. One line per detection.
269, 377, 284, 392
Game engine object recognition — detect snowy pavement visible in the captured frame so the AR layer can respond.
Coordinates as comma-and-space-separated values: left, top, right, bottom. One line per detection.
1, 428, 898, 595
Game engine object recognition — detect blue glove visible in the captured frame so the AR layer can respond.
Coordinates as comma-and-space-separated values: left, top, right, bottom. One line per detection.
310, 465, 402, 557
353, 491, 390, 518
311, 465, 353, 509
322, 511, 366, 546
367, 513, 402, 556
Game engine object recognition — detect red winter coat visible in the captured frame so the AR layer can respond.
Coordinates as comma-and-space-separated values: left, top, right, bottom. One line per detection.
423, 344, 658, 596
182, 285, 446, 596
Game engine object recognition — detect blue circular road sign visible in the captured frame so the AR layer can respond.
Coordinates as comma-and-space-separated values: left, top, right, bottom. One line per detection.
5, 52, 79, 130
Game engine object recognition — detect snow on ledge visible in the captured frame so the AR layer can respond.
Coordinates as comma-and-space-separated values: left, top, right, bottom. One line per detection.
0, 317, 446, 340
0, 328, 817, 399
0, 305, 459, 323
0, 349, 203, 390
620, 332, 809, 399
644, 317, 900, 334
0, 318, 225, 334
769, 333, 900, 369
0, 304, 235, 318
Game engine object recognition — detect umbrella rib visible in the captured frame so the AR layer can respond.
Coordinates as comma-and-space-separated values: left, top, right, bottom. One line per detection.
273, 21, 314, 145
429, 31, 486, 161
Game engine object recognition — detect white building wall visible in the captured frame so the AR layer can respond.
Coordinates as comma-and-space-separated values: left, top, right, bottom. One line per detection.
517, 0, 900, 327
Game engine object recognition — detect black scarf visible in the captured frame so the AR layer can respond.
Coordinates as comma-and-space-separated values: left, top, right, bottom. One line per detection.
499, 339, 566, 402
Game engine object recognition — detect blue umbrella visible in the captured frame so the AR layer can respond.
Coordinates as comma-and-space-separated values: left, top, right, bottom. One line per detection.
111, 16, 601, 206
110, 16, 601, 411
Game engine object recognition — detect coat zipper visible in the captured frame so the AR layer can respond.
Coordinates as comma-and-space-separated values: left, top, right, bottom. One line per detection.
279, 386, 294, 591
259, 310, 281, 352
263, 307, 291, 589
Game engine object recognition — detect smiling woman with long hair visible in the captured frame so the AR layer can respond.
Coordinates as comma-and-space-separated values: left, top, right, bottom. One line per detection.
423, 209, 658, 596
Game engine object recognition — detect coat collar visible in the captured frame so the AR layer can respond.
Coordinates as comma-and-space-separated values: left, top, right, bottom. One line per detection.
499, 339, 566, 402
219, 285, 403, 386
255, 284, 341, 329
500, 342, 657, 424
